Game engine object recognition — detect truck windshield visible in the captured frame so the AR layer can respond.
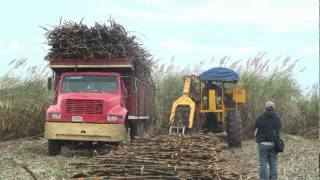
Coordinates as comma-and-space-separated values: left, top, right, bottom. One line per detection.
62, 75, 118, 93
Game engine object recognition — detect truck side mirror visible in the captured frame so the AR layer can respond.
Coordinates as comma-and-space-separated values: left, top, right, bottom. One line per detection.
47, 77, 53, 91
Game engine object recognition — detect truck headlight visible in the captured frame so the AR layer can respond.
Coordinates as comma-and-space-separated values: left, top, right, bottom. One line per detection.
107, 115, 120, 122
50, 113, 61, 119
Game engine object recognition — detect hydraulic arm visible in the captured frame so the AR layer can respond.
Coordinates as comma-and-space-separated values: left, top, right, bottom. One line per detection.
169, 77, 196, 134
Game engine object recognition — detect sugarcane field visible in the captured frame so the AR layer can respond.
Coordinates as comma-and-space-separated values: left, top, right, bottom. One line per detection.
0, 1, 319, 180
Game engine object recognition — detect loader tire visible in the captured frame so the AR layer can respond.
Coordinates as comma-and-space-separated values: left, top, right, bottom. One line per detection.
205, 113, 223, 133
227, 110, 242, 147
48, 139, 61, 156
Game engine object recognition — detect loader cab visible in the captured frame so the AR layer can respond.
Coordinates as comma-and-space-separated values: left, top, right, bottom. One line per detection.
202, 81, 223, 110
199, 68, 245, 113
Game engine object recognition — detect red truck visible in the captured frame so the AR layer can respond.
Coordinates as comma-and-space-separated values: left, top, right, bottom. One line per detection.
45, 58, 151, 155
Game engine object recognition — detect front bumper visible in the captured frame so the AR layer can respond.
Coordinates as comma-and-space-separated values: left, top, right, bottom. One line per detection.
44, 122, 125, 142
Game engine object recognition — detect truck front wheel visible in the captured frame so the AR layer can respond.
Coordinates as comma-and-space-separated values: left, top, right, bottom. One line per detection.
48, 139, 61, 156
124, 120, 131, 144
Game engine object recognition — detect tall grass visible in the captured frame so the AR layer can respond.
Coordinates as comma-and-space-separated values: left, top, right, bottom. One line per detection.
0, 55, 318, 139
216, 54, 319, 137
297, 84, 319, 137
149, 54, 319, 137
0, 59, 52, 139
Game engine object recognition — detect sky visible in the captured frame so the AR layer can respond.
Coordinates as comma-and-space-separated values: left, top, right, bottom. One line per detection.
0, 0, 318, 91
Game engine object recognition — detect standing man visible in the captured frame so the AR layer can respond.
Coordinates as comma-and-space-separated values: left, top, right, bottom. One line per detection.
255, 101, 282, 180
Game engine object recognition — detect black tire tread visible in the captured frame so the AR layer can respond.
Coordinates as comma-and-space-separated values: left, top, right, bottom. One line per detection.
227, 110, 242, 147
130, 120, 145, 138
48, 139, 61, 156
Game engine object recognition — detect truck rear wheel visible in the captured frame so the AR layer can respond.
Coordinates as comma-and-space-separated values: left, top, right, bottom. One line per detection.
48, 139, 61, 156
136, 120, 145, 137
227, 110, 242, 147
130, 120, 145, 138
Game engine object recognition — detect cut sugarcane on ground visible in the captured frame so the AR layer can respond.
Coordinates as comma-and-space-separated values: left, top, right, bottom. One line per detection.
0, 134, 317, 179
72, 133, 241, 179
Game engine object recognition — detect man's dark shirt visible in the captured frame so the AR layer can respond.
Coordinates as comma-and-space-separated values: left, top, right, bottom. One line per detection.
204, 82, 222, 95
255, 110, 282, 143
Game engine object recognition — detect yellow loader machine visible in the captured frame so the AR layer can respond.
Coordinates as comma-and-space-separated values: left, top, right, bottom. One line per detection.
169, 67, 245, 146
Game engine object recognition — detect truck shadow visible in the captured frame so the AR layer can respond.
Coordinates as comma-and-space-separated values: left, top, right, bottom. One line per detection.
61, 142, 118, 157
20, 138, 118, 158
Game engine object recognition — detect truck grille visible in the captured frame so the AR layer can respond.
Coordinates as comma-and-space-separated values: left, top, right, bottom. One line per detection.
66, 99, 103, 115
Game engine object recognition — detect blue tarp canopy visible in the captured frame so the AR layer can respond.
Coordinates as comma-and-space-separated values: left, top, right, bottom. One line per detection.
199, 67, 239, 82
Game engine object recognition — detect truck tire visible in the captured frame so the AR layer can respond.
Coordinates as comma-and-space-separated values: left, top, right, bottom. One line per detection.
227, 110, 242, 147
129, 120, 144, 138
136, 120, 145, 137
124, 120, 131, 144
48, 139, 61, 156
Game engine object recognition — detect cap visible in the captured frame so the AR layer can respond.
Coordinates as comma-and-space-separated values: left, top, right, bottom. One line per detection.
265, 101, 275, 110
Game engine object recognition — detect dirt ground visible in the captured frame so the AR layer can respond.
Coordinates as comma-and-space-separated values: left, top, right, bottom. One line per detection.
0, 134, 318, 180
0, 137, 95, 180
223, 134, 319, 180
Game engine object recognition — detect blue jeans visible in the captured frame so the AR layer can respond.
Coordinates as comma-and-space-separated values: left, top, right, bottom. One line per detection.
258, 143, 278, 180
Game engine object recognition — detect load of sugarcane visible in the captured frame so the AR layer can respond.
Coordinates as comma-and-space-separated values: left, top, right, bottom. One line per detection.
42, 18, 153, 80
72, 133, 241, 179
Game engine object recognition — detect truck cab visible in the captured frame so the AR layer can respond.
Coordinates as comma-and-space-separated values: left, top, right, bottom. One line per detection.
45, 58, 150, 155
